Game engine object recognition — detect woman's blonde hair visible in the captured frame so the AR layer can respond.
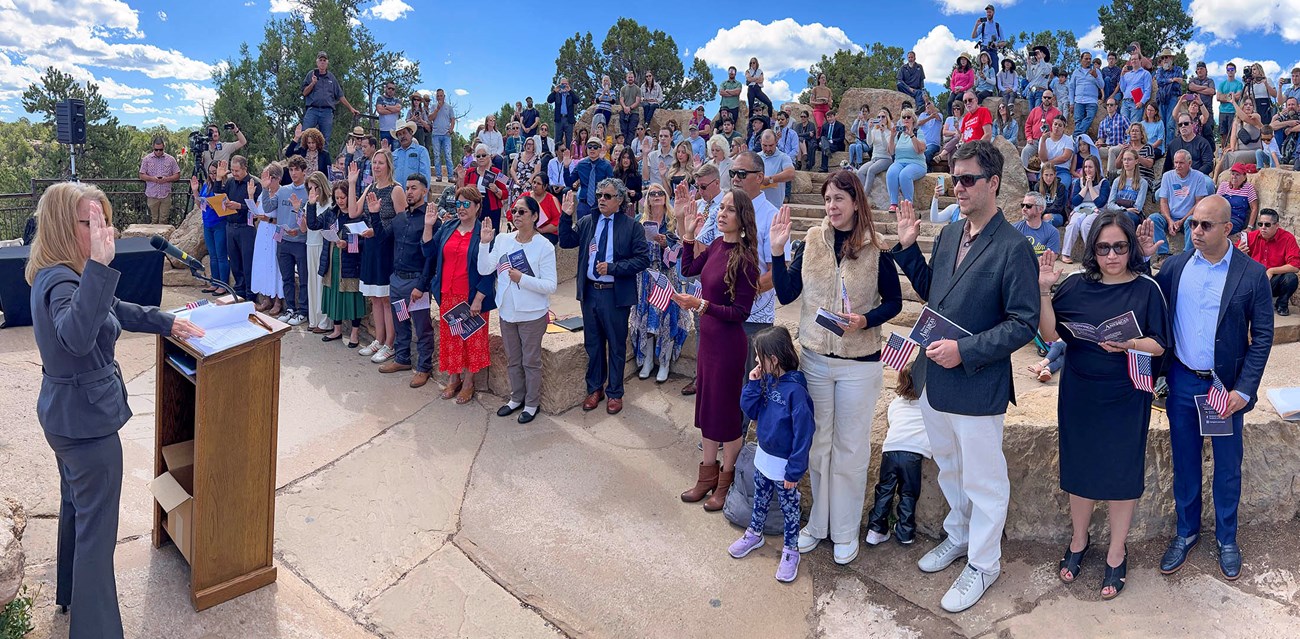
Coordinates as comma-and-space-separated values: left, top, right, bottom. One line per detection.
306, 171, 331, 206
371, 148, 396, 186
25, 182, 112, 284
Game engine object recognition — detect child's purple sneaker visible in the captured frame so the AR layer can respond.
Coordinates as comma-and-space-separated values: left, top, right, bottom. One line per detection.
728, 530, 765, 558
776, 547, 800, 583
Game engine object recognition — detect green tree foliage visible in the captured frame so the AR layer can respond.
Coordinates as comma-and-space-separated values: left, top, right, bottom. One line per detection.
20, 67, 138, 182
799, 44, 906, 105
1004, 30, 1081, 74
1098, 0, 1193, 65
554, 18, 716, 110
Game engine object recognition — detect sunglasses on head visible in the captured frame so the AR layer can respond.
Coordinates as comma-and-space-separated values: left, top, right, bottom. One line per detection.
950, 173, 990, 187
729, 168, 758, 179
1186, 219, 1224, 231
596, 192, 617, 200
1094, 241, 1130, 256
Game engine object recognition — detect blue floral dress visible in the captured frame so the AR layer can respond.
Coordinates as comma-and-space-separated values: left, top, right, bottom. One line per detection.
631, 216, 691, 370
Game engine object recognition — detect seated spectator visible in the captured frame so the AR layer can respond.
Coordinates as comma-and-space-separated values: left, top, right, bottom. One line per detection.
1119, 123, 1157, 187
936, 91, 991, 163
1245, 209, 1300, 315
1097, 98, 1129, 172
547, 145, 575, 197
916, 100, 944, 166
1014, 192, 1061, 256
503, 121, 524, 161
856, 108, 894, 196
1072, 134, 1102, 180
571, 127, 591, 160
1139, 102, 1165, 158
707, 134, 734, 191
897, 51, 927, 108
1037, 164, 1069, 227
992, 102, 1018, 145
1027, 340, 1067, 383
1020, 90, 1061, 170
948, 54, 975, 115
1152, 149, 1214, 255
815, 109, 846, 173
1061, 156, 1111, 262
1217, 163, 1259, 234
1226, 98, 1266, 167
1272, 97, 1300, 160
793, 110, 818, 171
1103, 148, 1149, 227
1163, 113, 1215, 175
1175, 94, 1214, 144
849, 105, 873, 169
1037, 115, 1076, 190
884, 108, 927, 210
687, 124, 707, 162
975, 52, 997, 103
929, 180, 963, 224
527, 173, 562, 242
667, 119, 683, 146
997, 59, 1020, 106
1257, 126, 1281, 168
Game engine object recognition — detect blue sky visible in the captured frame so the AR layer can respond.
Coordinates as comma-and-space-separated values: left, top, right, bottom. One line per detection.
2, 0, 1298, 135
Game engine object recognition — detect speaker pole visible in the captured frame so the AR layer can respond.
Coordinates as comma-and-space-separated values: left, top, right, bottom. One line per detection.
67, 144, 78, 182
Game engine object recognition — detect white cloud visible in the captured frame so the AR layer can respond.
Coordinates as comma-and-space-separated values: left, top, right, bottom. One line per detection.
696, 19, 861, 75
166, 82, 218, 118
363, 0, 412, 21
1078, 25, 1104, 55
95, 76, 152, 99
131, 97, 151, 104
0, 51, 43, 101
1185, 41, 1208, 65
1204, 57, 1282, 80
454, 88, 469, 96
912, 26, 978, 88
1190, 0, 1300, 43
269, 0, 308, 13
157, 11, 167, 22
120, 102, 159, 114
0, 104, 13, 113
244, 1, 256, 6
460, 116, 486, 136
934, 0, 1017, 15
142, 116, 178, 127
681, 48, 691, 59
765, 78, 794, 102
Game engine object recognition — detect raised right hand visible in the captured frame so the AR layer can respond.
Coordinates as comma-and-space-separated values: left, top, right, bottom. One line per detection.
366, 190, 380, 213
1136, 218, 1164, 257
896, 199, 921, 248
348, 162, 360, 182
1038, 249, 1061, 291
770, 205, 791, 255
215, 160, 229, 180
87, 203, 116, 265
480, 217, 495, 244
562, 190, 576, 215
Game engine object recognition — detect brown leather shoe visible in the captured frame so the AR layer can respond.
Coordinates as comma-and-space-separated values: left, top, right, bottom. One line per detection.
379, 361, 412, 374
455, 384, 475, 404
582, 390, 605, 411
606, 397, 623, 414
703, 467, 735, 511
409, 371, 430, 388
681, 462, 720, 502
681, 378, 697, 396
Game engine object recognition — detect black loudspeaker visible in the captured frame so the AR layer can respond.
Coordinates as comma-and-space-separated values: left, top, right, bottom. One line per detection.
55, 98, 86, 145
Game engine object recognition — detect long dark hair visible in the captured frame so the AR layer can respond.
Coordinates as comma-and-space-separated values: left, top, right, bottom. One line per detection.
615, 148, 638, 178
821, 170, 885, 259
721, 188, 760, 302
752, 325, 800, 384
1081, 212, 1144, 281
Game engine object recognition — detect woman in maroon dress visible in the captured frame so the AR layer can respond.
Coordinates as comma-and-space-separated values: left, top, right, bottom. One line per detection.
674, 187, 761, 511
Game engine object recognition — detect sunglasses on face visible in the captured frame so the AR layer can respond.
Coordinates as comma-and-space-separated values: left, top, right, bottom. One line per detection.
1094, 241, 1130, 256
648, 191, 666, 198
729, 169, 758, 180
455, 201, 473, 209
587, 143, 601, 149
596, 192, 617, 200
1178, 121, 1193, 127
951, 173, 989, 187
1259, 222, 1275, 228
474, 153, 487, 158
1186, 219, 1224, 231
153, 148, 164, 153
1020, 203, 1037, 210
1106, 103, 1117, 107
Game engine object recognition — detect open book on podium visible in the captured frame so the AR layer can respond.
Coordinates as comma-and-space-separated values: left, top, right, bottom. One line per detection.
170, 300, 287, 355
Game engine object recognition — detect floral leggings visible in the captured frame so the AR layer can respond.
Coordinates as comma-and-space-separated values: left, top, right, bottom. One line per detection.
751, 471, 801, 550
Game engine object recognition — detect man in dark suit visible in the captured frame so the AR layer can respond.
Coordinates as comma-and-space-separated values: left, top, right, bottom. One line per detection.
816, 109, 846, 173
891, 140, 1040, 613
1147, 195, 1274, 581
547, 76, 579, 152
558, 177, 651, 414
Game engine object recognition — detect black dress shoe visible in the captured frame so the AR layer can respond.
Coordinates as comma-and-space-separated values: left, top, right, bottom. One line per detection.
497, 403, 523, 417
1218, 542, 1242, 580
1160, 534, 1199, 574
517, 409, 537, 424
1279, 305, 1291, 317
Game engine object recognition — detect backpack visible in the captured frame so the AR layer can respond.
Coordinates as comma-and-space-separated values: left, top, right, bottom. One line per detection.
723, 442, 785, 536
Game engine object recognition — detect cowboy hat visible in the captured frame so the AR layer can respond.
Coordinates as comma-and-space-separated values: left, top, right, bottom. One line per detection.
394, 119, 418, 135
348, 126, 367, 139
1158, 49, 1175, 59
1031, 45, 1051, 63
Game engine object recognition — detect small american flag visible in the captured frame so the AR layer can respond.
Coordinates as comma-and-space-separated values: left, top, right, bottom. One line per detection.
184, 299, 209, 310
497, 255, 511, 275
841, 280, 852, 314
1126, 349, 1154, 393
685, 280, 703, 298
588, 242, 597, 256
347, 234, 359, 253
662, 244, 681, 267
447, 318, 463, 336
1207, 371, 1232, 415
882, 333, 918, 371
648, 272, 674, 312
272, 226, 284, 243
392, 299, 409, 322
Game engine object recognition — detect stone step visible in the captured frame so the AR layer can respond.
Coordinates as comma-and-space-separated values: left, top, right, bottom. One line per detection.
789, 192, 823, 205
785, 203, 824, 219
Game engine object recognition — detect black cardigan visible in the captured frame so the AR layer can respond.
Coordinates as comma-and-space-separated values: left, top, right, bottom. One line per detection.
306, 202, 361, 279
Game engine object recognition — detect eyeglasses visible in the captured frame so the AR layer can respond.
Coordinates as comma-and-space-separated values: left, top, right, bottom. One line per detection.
1186, 219, 1225, 231
963, 98, 977, 103
1094, 241, 1130, 256
648, 191, 666, 198
1020, 203, 1037, 210
695, 178, 718, 190
729, 169, 758, 179
1258, 222, 1275, 228
1178, 121, 1194, 127
596, 193, 617, 200
455, 201, 473, 209
950, 173, 990, 187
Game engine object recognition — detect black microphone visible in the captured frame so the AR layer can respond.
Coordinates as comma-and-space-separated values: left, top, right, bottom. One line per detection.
150, 235, 204, 272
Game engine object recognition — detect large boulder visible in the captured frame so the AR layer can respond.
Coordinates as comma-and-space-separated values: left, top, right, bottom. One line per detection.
993, 136, 1029, 221
1, 498, 25, 607
167, 205, 208, 268
835, 88, 915, 124
121, 223, 175, 240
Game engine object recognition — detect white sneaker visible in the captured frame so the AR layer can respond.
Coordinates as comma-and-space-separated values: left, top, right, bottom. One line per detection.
865, 529, 891, 546
287, 313, 305, 326
797, 527, 822, 554
370, 344, 395, 363
940, 564, 999, 613
277, 311, 293, 322
359, 340, 381, 356
918, 537, 968, 573
833, 538, 859, 565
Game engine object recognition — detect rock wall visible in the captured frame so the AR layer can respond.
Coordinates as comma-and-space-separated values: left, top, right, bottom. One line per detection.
1, 498, 25, 607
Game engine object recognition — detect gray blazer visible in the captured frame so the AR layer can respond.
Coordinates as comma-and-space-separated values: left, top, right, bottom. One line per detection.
891, 212, 1040, 416
31, 260, 174, 439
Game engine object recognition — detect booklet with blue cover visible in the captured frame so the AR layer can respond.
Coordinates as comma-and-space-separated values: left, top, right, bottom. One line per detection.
907, 306, 972, 347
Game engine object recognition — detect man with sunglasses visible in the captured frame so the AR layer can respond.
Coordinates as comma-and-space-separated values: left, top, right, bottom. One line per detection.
1097, 98, 1129, 171
1245, 209, 1300, 316
571, 139, 614, 219
1147, 195, 1274, 582
1020, 91, 1060, 170
1164, 114, 1214, 174
139, 135, 180, 225
891, 140, 1039, 613
1154, 149, 1215, 256
558, 178, 651, 415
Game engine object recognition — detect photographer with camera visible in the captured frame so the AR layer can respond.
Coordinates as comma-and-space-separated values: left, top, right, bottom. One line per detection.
548, 77, 579, 151
198, 121, 247, 172
970, 5, 1007, 71
1243, 62, 1279, 124
301, 51, 360, 144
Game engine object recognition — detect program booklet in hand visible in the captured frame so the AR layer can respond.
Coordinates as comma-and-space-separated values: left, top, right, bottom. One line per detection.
908, 306, 972, 347
814, 308, 849, 336
441, 301, 487, 340
507, 249, 534, 276
1195, 395, 1232, 436
1062, 310, 1143, 344
643, 221, 660, 241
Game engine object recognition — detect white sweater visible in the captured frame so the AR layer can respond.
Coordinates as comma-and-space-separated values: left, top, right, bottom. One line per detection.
884, 397, 932, 458
476, 231, 557, 323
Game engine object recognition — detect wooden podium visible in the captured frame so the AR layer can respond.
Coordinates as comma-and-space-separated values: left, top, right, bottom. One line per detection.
151, 309, 289, 611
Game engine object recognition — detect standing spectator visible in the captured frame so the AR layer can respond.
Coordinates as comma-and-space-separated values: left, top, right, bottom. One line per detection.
274, 156, 311, 325
612, 148, 642, 215
885, 109, 930, 210
1025, 46, 1053, 111
1070, 52, 1105, 136
948, 54, 976, 115
631, 183, 688, 383
510, 137, 542, 208
856, 108, 894, 197
308, 179, 366, 347
1217, 63, 1244, 149
426, 188, 496, 404
1014, 193, 1061, 256
971, 4, 1006, 69
817, 110, 846, 173
810, 73, 833, 130
991, 102, 1018, 145
519, 96, 540, 138
1187, 62, 1216, 125
1245, 63, 1278, 125
675, 187, 761, 509
1104, 149, 1150, 226
283, 125, 333, 183
1246, 209, 1300, 315
1154, 50, 1186, 142
559, 180, 652, 414
212, 157, 262, 301
408, 93, 431, 151
375, 82, 403, 150
1050, 67, 1073, 116
139, 135, 180, 225
1153, 150, 1215, 255
644, 128, 673, 188
1150, 196, 1273, 583
378, 174, 437, 388
1164, 113, 1215, 175
390, 120, 431, 187
897, 51, 927, 107
1101, 52, 1123, 102
548, 77, 579, 151
351, 149, 406, 363
479, 196, 557, 422
1098, 98, 1129, 172
1038, 213, 1170, 600
720, 66, 744, 125
619, 71, 642, 143
571, 139, 615, 219
1217, 163, 1260, 234
301, 52, 360, 143
891, 140, 1040, 613
996, 59, 1019, 106
848, 105, 873, 169
975, 52, 998, 103
1119, 57, 1153, 129
642, 71, 663, 131
189, 162, 227, 294
428, 89, 456, 182
745, 58, 776, 122
462, 144, 507, 229
252, 163, 284, 317
479, 115, 504, 160
592, 74, 617, 131
759, 131, 796, 209
917, 100, 944, 166
768, 168, 901, 565
200, 121, 248, 170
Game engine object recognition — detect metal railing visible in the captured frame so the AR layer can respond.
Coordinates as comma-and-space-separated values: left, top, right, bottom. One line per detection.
0, 178, 193, 242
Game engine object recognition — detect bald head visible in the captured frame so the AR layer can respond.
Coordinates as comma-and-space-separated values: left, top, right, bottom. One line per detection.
1188, 194, 1232, 257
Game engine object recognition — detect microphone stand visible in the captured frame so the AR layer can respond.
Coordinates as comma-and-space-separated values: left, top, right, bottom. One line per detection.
189, 267, 242, 303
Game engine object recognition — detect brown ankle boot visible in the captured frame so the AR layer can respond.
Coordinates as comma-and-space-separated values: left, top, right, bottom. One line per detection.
680, 462, 720, 503
702, 467, 735, 511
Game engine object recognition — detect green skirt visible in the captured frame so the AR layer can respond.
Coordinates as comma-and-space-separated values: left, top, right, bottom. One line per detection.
322, 246, 367, 321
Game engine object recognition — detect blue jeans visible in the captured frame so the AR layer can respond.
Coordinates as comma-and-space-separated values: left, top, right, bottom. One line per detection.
1044, 213, 1066, 228
1054, 167, 1073, 192
1120, 99, 1143, 132
924, 143, 940, 166
1167, 361, 1245, 545
1045, 340, 1066, 374
895, 82, 926, 107
303, 106, 335, 144
1159, 96, 1179, 143
388, 271, 435, 373
202, 223, 229, 285
849, 141, 869, 166
1151, 214, 1195, 255
555, 120, 574, 150
1255, 149, 1275, 168
642, 105, 658, 131
620, 111, 639, 144
431, 135, 453, 178
1072, 102, 1098, 137
885, 162, 926, 204
1027, 88, 1044, 111
276, 240, 309, 315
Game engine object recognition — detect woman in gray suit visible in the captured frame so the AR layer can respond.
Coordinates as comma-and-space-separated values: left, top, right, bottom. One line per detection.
25, 182, 204, 638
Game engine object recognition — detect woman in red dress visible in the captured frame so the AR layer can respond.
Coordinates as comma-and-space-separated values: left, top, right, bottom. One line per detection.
425, 187, 497, 403
674, 187, 761, 511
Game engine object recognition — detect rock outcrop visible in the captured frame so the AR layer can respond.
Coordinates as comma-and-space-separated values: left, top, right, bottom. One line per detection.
1, 498, 25, 607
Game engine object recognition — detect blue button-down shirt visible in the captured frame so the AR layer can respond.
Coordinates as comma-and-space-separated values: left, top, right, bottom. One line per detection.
587, 213, 616, 283
1174, 248, 1230, 371
391, 141, 430, 187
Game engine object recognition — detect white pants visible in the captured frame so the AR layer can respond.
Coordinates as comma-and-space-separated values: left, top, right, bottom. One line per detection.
1061, 208, 1098, 259
801, 349, 884, 543
919, 390, 1009, 574
306, 231, 329, 329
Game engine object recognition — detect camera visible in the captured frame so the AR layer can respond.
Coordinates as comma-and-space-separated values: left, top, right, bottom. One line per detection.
188, 130, 209, 155
1041, 123, 1049, 134
1243, 66, 1254, 83
223, 122, 236, 131
1127, 45, 1137, 54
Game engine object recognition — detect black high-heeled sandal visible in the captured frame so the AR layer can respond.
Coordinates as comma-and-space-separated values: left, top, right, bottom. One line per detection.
1101, 553, 1128, 600
1058, 534, 1090, 584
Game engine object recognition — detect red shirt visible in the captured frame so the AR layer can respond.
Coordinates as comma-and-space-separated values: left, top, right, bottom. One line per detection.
537, 193, 561, 229
440, 228, 473, 300
463, 166, 505, 210
961, 107, 992, 143
1246, 227, 1300, 271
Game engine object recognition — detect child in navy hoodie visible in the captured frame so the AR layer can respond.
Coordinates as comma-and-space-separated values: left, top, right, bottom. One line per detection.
728, 326, 815, 583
